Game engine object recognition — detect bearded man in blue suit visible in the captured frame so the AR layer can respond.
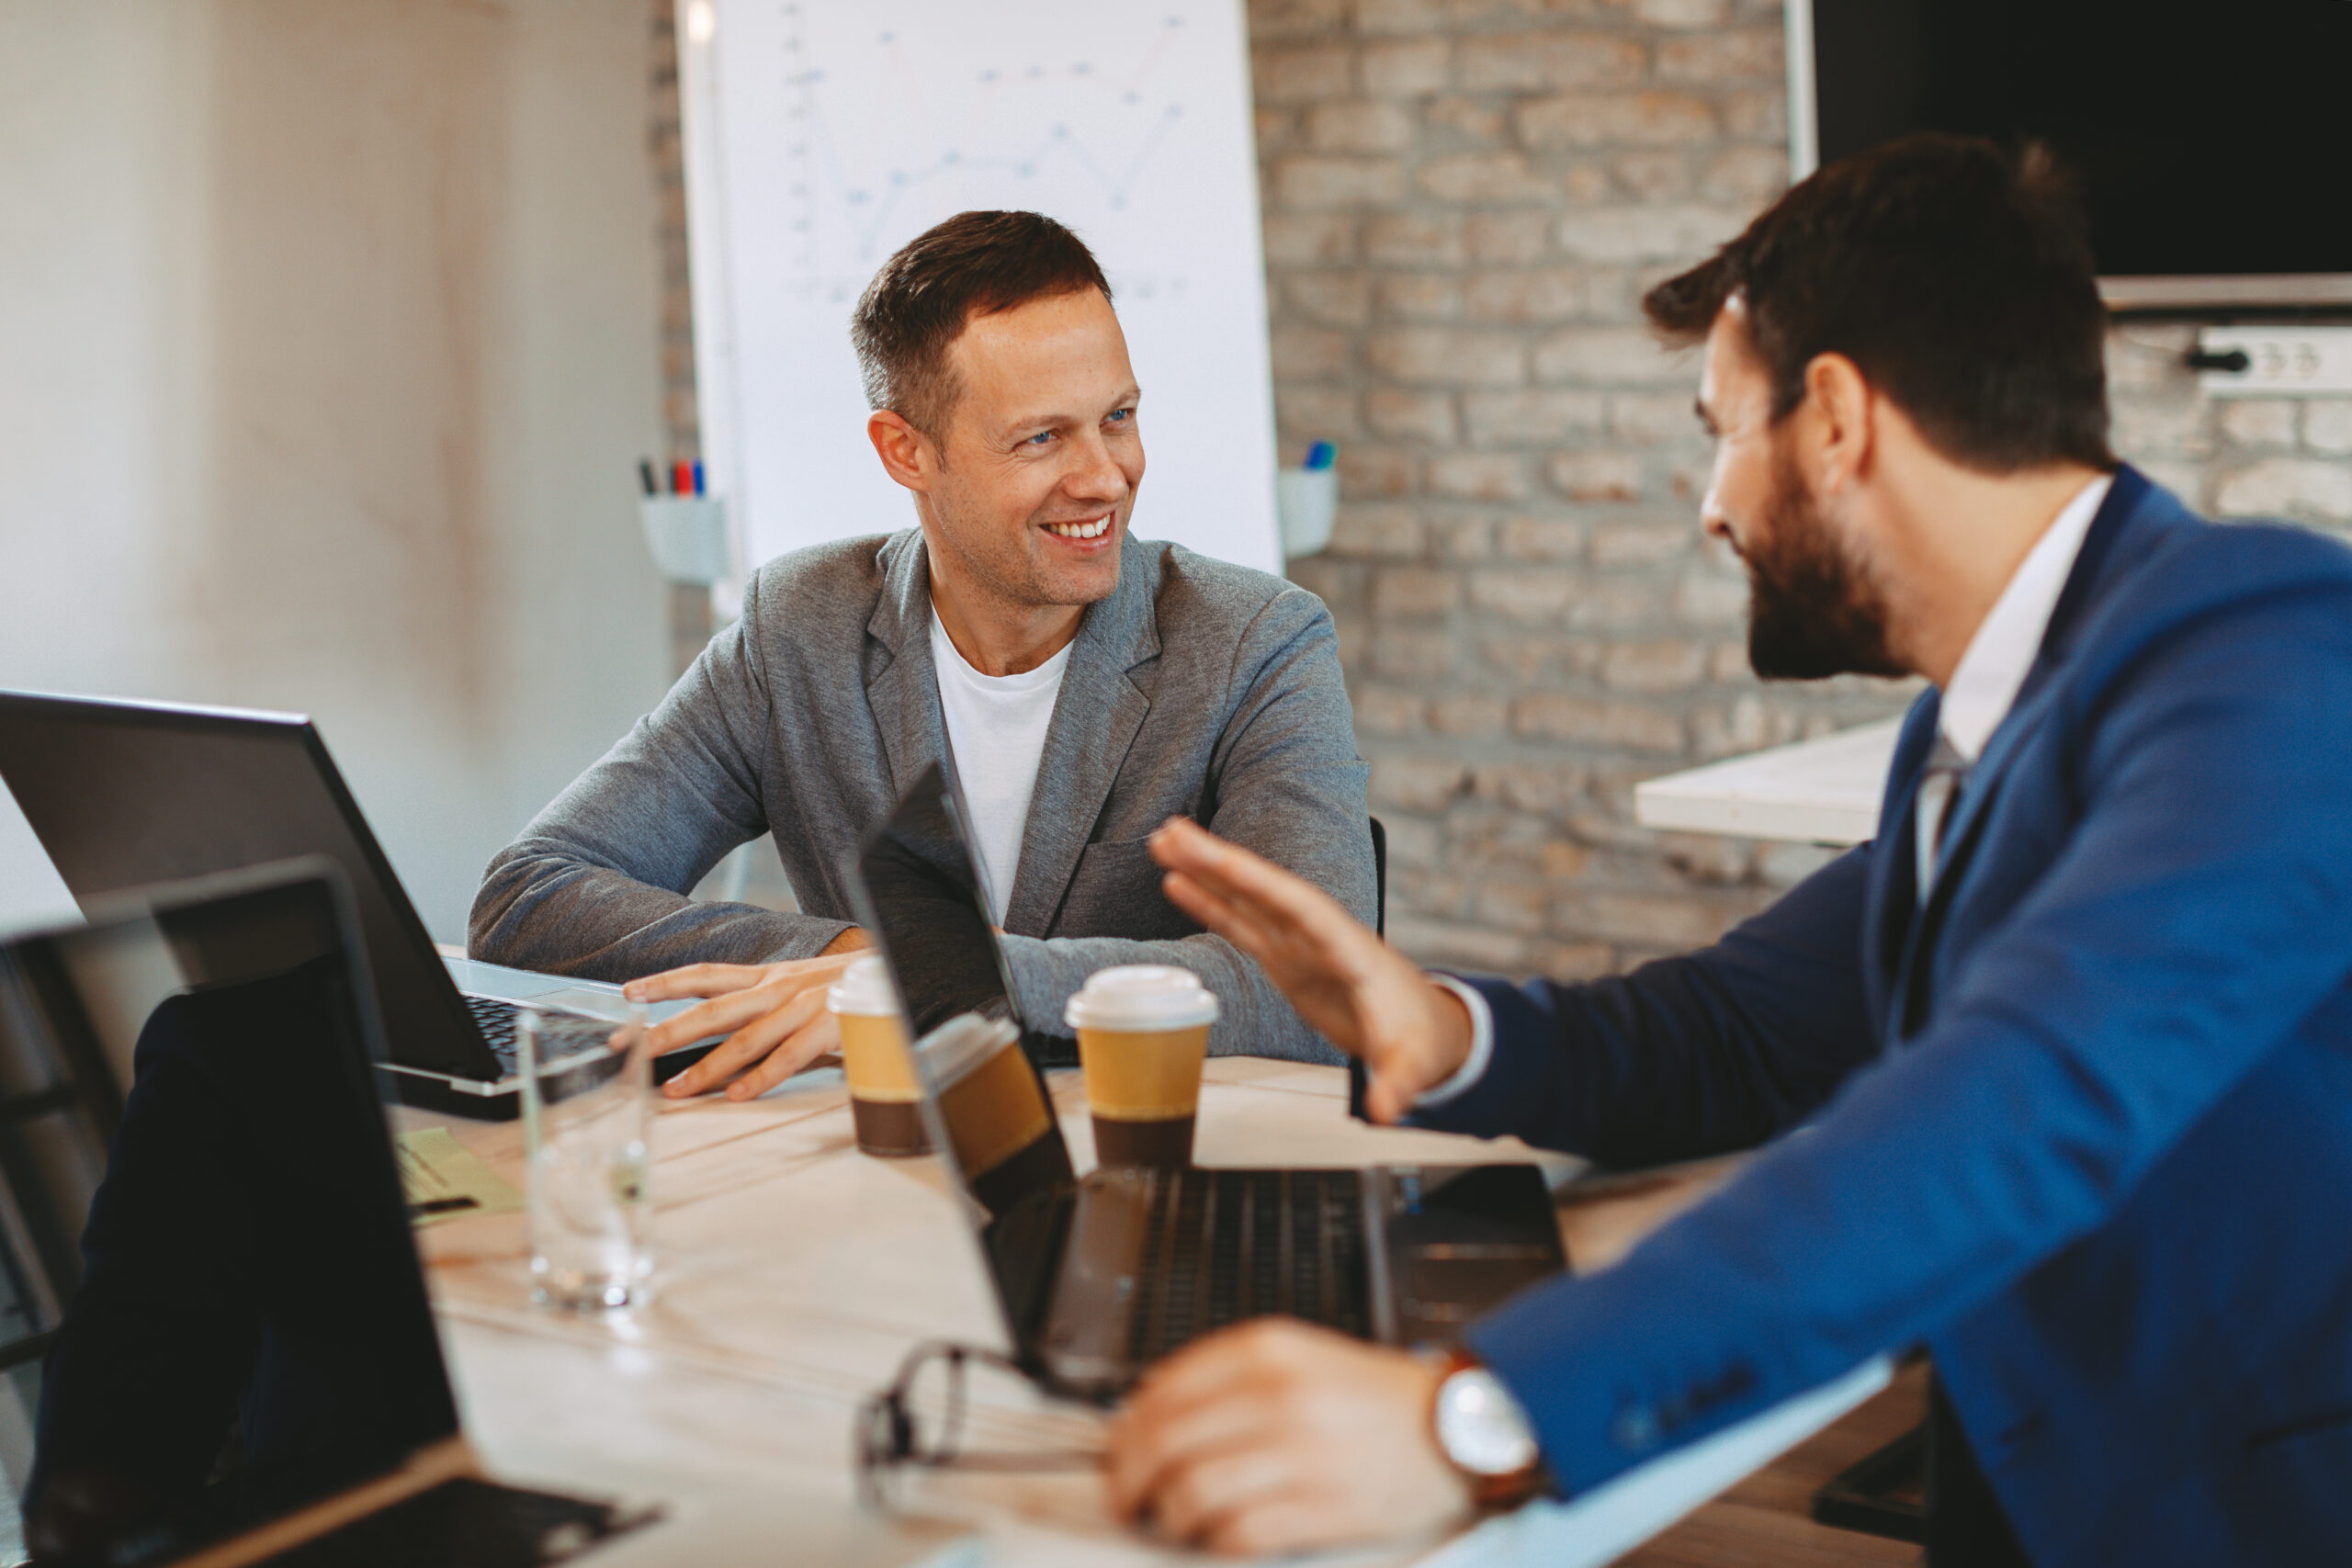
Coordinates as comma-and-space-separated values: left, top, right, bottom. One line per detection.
1102, 134, 2352, 1566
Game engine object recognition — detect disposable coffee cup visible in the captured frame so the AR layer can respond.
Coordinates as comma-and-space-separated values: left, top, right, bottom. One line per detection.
916, 1014, 1067, 1219
1065, 966, 1218, 1168
828, 956, 927, 1157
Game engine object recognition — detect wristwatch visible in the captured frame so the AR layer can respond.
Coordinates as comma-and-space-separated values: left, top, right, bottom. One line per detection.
1430, 1348, 1546, 1509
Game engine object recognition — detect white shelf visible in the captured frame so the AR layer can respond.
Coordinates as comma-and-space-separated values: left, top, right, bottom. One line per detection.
1634, 716, 1902, 847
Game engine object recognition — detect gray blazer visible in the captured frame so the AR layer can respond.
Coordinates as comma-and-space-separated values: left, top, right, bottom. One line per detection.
469, 529, 1374, 1064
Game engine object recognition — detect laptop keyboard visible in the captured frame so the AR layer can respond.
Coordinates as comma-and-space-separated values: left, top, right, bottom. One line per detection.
1126, 1168, 1370, 1363
463, 994, 522, 1074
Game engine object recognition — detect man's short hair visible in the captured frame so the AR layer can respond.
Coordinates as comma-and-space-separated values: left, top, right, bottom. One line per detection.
1645, 133, 2115, 474
850, 210, 1113, 442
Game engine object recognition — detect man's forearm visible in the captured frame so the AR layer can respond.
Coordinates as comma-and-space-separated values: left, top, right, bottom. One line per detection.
999, 931, 1344, 1066
469, 844, 853, 982
1403, 845, 1881, 1165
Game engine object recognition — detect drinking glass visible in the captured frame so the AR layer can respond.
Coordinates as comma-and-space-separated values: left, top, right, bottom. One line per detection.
516, 1005, 653, 1311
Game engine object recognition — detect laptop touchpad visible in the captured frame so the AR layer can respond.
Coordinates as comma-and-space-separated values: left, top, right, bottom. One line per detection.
1383, 1165, 1565, 1340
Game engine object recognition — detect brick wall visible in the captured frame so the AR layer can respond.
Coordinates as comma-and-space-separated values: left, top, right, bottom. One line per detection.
1257, 0, 1898, 976
1250, 0, 2352, 979
645, 1, 2352, 970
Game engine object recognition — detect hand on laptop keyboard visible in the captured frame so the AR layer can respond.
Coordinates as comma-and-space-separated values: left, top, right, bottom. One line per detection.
1103, 1318, 1471, 1555
623, 928, 872, 1100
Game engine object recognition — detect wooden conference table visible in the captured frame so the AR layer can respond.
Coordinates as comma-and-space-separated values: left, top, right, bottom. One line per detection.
405, 1053, 1919, 1566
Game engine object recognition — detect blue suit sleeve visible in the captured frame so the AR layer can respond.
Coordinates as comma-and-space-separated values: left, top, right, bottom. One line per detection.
1408, 843, 1881, 1166
1458, 572, 2352, 1499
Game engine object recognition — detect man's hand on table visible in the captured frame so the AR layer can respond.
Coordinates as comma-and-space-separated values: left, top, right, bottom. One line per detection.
624, 927, 873, 1100
1148, 817, 1473, 1123
1104, 1319, 1471, 1555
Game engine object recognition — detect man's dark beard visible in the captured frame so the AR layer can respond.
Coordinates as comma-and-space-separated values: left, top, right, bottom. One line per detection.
1744, 456, 1905, 680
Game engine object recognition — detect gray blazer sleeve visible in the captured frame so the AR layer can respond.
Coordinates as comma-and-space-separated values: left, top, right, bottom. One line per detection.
998, 588, 1373, 1065
467, 575, 855, 979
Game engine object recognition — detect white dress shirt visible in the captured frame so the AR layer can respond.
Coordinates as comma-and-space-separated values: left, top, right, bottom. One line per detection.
1419, 475, 2114, 1110
930, 608, 1072, 928
1913, 473, 2110, 897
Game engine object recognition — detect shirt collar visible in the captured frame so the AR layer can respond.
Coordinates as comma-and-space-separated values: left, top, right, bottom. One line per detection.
1938, 474, 2112, 764
928, 602, 1073, 689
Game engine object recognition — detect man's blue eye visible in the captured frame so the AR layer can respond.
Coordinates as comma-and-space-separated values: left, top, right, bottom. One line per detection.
1025, 431, 1053, 446
1107, 409, 1132, 424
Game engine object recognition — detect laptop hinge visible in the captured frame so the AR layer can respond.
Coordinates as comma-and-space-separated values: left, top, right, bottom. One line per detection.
1037, 1168, 1155, 1395
980, 1184, 1079, 1360
379, 1061, 509, 1095
1361, 1168, 1401, 1346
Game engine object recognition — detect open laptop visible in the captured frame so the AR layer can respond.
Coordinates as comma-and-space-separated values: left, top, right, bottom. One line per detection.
0, 859, 969, 1568
847, 761, 1568, 1400
0, 691, 720, 1119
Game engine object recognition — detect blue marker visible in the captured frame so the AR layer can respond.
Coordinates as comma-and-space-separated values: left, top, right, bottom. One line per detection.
1304, 441, 1337, 471
692, 460, 706, 495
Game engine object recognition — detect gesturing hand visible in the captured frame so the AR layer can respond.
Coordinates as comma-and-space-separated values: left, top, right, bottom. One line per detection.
623, 928, 873, 1100
1104, 1319, 1470, 1555
1148, 818, 1473, 1122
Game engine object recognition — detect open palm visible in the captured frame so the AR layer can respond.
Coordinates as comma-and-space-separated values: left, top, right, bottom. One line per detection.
1148, 818, 1469, 1122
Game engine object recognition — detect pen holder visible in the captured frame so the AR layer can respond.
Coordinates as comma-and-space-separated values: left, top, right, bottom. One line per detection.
639, 496, 729, 585
1276, 467, 1339, 561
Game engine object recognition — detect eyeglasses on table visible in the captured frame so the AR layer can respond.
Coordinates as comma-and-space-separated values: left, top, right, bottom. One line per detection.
854, 1340, 1105, 1510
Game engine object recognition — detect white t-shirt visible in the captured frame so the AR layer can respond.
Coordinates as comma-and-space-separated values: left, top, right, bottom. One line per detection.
929, 608, 1072, 926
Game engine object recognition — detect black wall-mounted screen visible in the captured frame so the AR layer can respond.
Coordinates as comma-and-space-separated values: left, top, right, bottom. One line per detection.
1807, 0, 2352, 303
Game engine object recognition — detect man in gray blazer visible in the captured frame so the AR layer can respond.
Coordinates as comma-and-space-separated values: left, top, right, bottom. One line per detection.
469, 211, 1373, 1098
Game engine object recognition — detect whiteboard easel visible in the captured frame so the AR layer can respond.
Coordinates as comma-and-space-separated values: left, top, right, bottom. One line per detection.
675, 0, 1283, 602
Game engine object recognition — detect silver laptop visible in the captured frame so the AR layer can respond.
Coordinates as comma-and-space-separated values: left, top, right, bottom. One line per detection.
0, 859, 970, 1567
847, 761, 1568, 1400
0, 691, 717, 1119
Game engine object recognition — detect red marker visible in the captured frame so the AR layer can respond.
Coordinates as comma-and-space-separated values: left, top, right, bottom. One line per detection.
672, 460, 694, 495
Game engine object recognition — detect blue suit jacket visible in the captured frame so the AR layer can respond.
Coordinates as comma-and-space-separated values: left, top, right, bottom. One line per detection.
1422, 469, 2352, 1566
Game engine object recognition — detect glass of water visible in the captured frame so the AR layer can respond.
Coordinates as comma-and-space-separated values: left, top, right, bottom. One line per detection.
515, 1005, 653, 1311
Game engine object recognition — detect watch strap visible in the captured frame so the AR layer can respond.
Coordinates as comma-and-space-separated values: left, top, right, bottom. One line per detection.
1430, 1347, 1549, 1510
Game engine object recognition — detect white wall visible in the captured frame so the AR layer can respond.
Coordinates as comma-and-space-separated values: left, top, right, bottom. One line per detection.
0, 0, 672, 941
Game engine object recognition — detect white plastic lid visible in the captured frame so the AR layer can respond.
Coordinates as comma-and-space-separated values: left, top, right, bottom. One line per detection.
826, 954, 899, 1017
1062, 964, 1219, 1032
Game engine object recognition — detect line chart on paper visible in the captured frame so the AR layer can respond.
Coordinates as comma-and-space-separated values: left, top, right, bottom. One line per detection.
773, 6, 1201, 302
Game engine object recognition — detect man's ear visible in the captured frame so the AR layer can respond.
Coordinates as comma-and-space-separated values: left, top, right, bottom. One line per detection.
868, 410, 937, 492
1800, 353, 1875, 496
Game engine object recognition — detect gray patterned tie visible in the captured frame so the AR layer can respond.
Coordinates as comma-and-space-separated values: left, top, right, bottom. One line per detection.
1915, 736, 1969, 906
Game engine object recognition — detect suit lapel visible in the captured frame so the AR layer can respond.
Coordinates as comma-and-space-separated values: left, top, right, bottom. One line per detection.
1884, 469, 2154, 1039
1887, 695, 2051, 1038
1866, 695, 1940, 1037
1001, 536, 1159, 935
863, 532, 949, 801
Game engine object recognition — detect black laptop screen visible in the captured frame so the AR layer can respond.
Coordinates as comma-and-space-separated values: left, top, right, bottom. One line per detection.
849, 764, 1023, 1042
0, 870, 459, 1564
0, 694, 495, 1080
849, 765, 1074, 1216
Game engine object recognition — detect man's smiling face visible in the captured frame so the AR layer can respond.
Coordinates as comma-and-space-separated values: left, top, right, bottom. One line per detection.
922, 287, 1144, 613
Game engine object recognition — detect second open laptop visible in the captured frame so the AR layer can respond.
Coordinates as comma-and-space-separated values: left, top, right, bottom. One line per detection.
0, 690, 719, 1119
0, 859, 968, 1568
847, 761, 1567, 1400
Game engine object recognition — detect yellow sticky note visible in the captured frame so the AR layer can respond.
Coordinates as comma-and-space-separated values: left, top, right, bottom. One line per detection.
394, 1126, 524, 1227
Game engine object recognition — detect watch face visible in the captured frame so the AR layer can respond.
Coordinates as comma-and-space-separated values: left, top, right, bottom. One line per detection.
1438, 1368, 1539, 1478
